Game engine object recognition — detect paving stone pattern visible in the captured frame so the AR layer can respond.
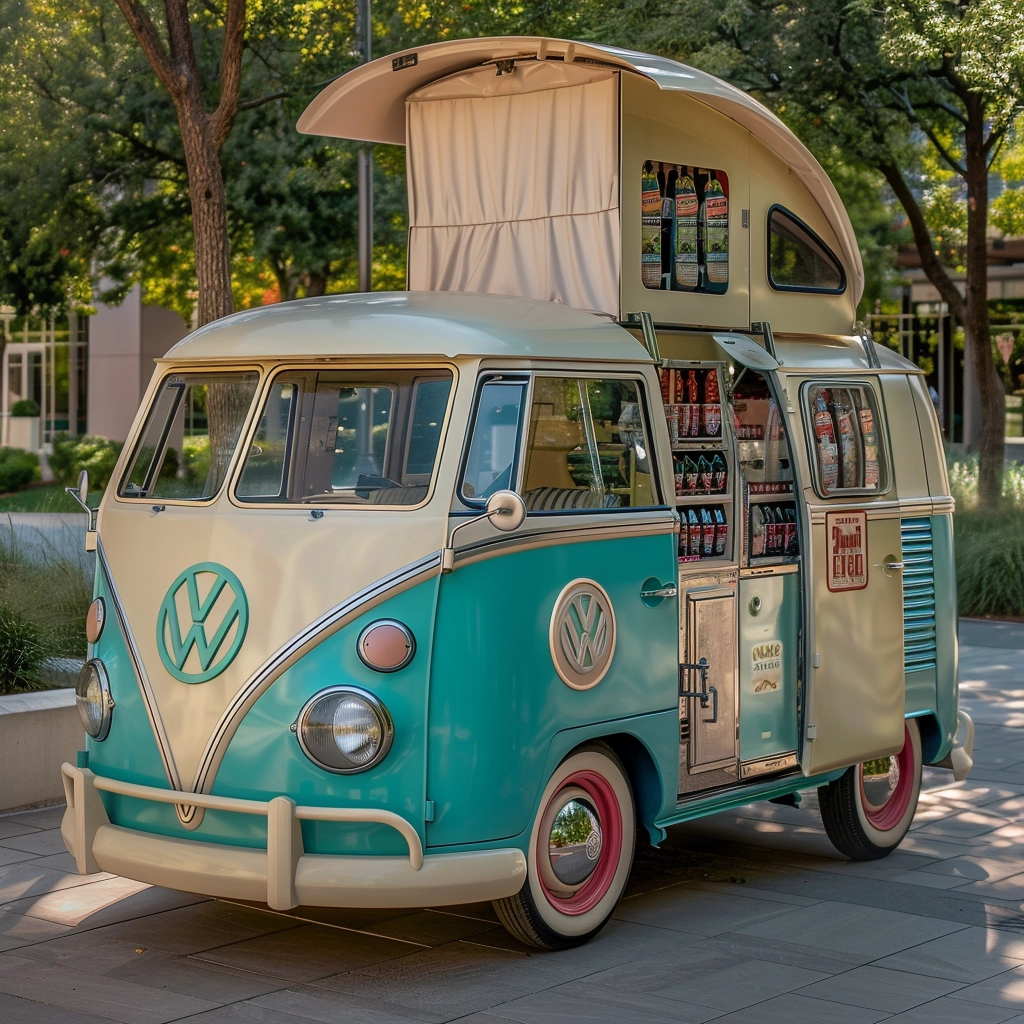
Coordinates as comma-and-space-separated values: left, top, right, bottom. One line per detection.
3, 619, 1024, 1022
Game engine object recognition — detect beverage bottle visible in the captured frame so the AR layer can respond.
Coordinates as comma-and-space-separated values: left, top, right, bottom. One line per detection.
703, 368, 720, 403
674, 458, 684, 497
688, 508, 701, 556
684, 454, 698, 494
687, 369, 699, 404
702, 171, 729, 291
714, 507, 728, 555
660, 367, 671, 403
859, 405, 880, 488
763, 505, 778, 554
774, 506, 787, 555
641, 162, 663, 288
701, 506, 715, 556
751, 506, 766, 557
673, 168, 700, 290
834, 389, 861, 488
698, 454, 712, 493
711, 453, 726, 493
813, 390, 839, 492
784, 506, 798, 555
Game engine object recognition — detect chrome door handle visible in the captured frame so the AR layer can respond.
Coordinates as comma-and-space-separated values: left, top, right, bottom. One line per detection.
882, 559, 905, 571
640, 585, 678, 599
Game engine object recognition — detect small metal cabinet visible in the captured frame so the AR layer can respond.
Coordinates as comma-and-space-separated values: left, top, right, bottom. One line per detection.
738, 567, 800, 778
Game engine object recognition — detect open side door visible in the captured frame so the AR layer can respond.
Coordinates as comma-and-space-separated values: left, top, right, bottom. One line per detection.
780, 374, 905, 776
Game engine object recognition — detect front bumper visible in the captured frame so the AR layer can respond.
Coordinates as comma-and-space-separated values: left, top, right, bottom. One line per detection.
60, 764, 526, 910
935, 709, 975, 782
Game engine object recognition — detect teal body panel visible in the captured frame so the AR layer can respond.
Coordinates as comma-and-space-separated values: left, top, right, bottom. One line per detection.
426, 530, 679, 849
738, 573, 799, 763
87, 566, 172, 788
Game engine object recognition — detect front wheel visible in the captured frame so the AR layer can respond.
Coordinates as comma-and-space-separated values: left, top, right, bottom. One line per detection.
818, 718, 922, 860
493, 744, 635, 949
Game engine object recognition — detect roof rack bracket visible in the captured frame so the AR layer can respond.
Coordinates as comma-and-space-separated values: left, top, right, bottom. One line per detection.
625, 311, 661, 362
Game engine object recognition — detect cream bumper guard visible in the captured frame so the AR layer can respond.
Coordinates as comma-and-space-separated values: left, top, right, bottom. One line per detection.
60, 764, 526, 910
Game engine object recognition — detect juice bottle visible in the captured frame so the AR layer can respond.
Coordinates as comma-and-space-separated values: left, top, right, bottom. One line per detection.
784, 506, 798, 555
702, 171, 729, 291
763, 505, 778, 555
659, 367, 671, 403
673, 168, 700, 291
813, 390, 839, 492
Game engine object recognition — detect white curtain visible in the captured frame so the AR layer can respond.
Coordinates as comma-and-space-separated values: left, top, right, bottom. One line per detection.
407, 62, 620, 315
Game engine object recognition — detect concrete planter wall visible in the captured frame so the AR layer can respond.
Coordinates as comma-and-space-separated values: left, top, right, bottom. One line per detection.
4, 414, 41, 452
0, 689, 84, 812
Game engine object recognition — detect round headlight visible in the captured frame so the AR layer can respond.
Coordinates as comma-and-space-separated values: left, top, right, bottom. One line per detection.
75, 659, 114, 740
295, 687, 393, 774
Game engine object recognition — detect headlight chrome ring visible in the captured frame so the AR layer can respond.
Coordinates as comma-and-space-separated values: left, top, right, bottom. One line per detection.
294, 686, 394, 774
76, 659, 114, 741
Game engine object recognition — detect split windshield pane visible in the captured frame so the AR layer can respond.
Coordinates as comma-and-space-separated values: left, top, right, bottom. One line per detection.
119, 372, 259, 501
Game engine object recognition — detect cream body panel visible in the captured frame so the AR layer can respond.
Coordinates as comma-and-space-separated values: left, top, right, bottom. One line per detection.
907, 374, 951, 497
620, 73, 750, 331
779, 373, 905, 775
96, 354, 478, 791
748, 136, 857, 337
878, 375, 929, 501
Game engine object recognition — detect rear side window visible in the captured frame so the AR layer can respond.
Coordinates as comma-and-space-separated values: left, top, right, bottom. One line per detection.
119, 372, 259, 501
460, 379, 528, 505
804, 383, 886, 497
768, 206, 845, 293
521, 377, 659, 511
235, 369, 453, 507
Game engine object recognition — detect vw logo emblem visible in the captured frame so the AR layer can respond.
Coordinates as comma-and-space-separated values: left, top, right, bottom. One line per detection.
156, 562, 248, 684
549, 579, 616, 690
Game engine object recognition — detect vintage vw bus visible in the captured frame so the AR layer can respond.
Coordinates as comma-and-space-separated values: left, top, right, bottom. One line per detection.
62, 37, 974, 950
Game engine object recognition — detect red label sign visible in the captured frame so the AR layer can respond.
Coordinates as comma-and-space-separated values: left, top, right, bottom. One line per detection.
826, 510, 868, 591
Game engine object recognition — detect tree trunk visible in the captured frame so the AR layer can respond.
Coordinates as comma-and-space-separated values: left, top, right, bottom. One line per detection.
964, 96, 1004, 508
305, 271, 328, 297
177, 95, 233, 327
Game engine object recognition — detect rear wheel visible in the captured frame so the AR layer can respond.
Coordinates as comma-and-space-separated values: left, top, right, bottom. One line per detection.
493, 744, 635, 949
818, 718, 922, 860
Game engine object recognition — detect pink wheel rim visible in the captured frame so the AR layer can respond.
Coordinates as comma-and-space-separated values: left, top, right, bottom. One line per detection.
859, 723, 915, 831
537, 769, 622, 916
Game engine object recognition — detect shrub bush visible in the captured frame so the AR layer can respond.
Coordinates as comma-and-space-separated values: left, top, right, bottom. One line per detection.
0, 604, 43, 694
49, 433, 123, 491
10, 398, 40, 417
955, 506, 1024, 619
0, 447, 39, 494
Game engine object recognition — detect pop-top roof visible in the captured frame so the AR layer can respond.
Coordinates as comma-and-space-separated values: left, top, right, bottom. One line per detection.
298, 36, 863, 305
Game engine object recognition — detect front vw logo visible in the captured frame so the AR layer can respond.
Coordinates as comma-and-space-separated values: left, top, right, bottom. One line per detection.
156, 562, 249, 684
549, 579, 616, 690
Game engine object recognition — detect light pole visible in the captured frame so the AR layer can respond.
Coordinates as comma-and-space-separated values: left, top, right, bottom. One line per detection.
357, 0, 373, 293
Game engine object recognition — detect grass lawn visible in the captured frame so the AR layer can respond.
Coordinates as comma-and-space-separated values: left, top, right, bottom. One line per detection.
0, 484, 101, 513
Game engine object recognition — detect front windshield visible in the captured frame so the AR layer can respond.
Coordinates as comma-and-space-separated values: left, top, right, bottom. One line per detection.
235, 369, 453, 506
119, 372, 259, 501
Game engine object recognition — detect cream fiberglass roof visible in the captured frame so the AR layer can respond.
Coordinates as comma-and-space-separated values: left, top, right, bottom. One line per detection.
298, 36, 864, 304
164, 291, 651, 362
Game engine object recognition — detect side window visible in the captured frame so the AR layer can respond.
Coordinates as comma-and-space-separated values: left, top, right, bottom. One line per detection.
522, 377, 658, 512
804, 383, 886, 497
642, 161, 729, 294
236, 379, 298, 500
461, 379, 528, 504
768, 206, 846, 293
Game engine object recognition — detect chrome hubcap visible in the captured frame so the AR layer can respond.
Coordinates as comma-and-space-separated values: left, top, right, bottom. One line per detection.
548, 796, 602, 888
861, 755, 899, 810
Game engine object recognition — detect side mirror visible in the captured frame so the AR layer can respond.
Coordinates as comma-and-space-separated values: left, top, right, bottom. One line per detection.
442, 489, 527, 573
484, 489, 527, 533
66, 469, 97, 551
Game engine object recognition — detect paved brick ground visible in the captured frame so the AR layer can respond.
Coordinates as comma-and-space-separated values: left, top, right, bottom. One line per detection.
1, 618, 1023, 1023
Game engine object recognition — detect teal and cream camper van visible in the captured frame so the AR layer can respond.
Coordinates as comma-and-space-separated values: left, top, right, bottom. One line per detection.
61, 37, 974, 950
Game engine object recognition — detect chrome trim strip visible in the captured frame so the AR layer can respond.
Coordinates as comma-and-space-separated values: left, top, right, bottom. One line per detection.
192, 550, 443, 799
455, 514, 679, 569
807, 495, 955, 524
97, 540, 183, 794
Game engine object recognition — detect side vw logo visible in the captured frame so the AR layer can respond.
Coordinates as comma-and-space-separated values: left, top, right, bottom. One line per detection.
156, 562, 249, 684
549, 579, 616, 690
